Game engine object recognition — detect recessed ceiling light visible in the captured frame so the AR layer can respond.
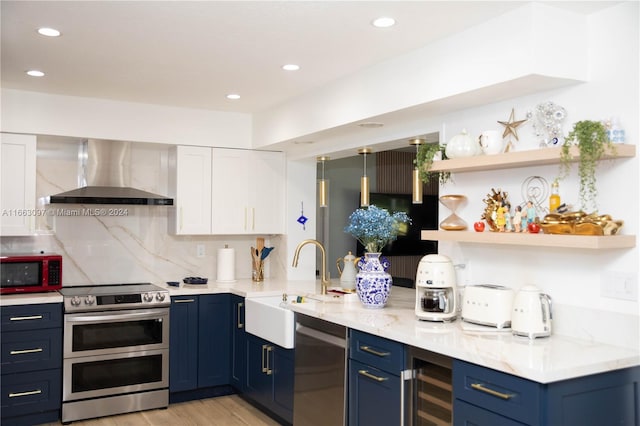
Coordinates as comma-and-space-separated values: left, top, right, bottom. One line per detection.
372, 17, 396, 28
282, 64, 300, 71
226, 94, 240, 100
26, 70, 45, 77
37, 27, 61, 37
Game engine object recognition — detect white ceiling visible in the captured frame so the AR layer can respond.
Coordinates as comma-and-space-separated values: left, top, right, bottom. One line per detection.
1, 1, 616, 116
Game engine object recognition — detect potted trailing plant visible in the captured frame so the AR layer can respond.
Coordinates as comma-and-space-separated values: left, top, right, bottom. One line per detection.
344, 205, 410, 308
558, 120, 615, 212
415, 143, 451, 185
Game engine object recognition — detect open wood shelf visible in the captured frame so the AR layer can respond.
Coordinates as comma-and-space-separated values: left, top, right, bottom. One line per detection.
421, 230, 636, 249
428, 144, 635, 173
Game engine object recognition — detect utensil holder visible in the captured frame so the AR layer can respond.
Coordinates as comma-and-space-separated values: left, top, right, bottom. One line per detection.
252, 259, 264, 282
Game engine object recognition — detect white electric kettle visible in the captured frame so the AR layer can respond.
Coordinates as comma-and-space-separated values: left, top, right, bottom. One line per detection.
336, 251, 358, 291
511, 285, 552, 339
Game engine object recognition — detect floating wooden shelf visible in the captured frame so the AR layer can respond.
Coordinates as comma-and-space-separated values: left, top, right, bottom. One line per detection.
421, 230, 636, 249
429, 144, 636, 173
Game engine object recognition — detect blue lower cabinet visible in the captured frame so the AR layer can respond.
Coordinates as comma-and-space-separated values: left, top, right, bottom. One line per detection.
348, 329, 405, 426
230, 295, 247, 392
198, 294, 230, 387
453, 359, 640, 426
169, 294, 231, 401
0, 303, 62, 426
245, 332, 294, 424
349, 359, 401, 426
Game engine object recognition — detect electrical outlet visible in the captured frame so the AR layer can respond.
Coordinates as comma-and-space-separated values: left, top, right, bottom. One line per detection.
601, 270, 638, 301
196, 244, 205, 258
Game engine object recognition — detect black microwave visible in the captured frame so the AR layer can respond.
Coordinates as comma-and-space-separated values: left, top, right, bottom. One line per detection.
0, 253, 62, 294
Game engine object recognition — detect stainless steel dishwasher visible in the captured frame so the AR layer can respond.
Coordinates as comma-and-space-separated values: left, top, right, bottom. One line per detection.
293, 313, 347, 426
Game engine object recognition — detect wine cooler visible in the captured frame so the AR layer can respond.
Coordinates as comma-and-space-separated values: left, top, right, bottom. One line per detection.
405, 347, 453, 425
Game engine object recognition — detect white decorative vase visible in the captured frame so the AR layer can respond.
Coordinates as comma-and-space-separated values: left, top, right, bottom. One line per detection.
355, 253, 392, 308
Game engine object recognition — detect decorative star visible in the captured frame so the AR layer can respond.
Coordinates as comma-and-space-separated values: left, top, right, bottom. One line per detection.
498, 108, 528, 141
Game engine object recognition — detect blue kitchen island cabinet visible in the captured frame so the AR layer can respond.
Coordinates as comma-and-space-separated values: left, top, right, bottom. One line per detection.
349, 329, 405, 426
245, 332, 294, 425
169, 294, 231, 402
1, 303, 62, 426
454, 359, 640, 426
230, 294, 246, 392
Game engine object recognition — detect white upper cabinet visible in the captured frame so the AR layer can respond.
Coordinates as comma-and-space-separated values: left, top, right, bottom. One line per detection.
170, 146, 285, 236
211, 148, 285, 235
1, 133, 37, 236
169, 145, 213, 235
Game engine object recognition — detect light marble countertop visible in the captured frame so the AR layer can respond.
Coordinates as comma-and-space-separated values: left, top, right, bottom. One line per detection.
0, 291, 63, 306
4, 278, 638, 384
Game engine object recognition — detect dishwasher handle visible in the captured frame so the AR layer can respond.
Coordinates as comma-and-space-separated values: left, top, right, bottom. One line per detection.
296, 324, 347, 349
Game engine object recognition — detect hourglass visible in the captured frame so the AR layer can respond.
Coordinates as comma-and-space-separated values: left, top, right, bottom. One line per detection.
439, 194, 468, 230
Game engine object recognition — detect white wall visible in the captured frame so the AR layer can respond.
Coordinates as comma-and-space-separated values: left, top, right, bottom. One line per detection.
252, 3, 589, 148
1, 89, 252, 148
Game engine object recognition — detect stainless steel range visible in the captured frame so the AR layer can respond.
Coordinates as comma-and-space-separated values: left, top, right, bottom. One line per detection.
59, 283, 170, 423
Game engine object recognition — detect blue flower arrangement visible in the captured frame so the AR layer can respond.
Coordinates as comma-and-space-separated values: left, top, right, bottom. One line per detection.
344, 205, 411, 253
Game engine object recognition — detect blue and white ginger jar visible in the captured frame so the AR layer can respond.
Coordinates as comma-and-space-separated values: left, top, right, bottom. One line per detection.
356, 253, 392, 308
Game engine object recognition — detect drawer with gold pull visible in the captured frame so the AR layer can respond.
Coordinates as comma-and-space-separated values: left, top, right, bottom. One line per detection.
349, 329, 404, 373
453, 359, 541, 425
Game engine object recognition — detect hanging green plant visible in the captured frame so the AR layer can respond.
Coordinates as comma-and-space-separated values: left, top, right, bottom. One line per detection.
415, 143, 451, 185
558, 120, 615, 212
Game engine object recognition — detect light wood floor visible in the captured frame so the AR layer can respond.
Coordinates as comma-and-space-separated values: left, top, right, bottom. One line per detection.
44, 395, 283, 426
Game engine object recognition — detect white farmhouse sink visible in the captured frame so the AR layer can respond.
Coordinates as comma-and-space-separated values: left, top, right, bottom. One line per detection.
245, 295, 298, 349
245, 293, 345, 349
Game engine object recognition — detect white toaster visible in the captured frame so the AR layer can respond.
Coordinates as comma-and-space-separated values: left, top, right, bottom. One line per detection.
462, 284, 514, 329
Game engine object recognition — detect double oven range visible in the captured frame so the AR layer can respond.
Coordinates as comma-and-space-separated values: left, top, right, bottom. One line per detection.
59, 283, 170, 423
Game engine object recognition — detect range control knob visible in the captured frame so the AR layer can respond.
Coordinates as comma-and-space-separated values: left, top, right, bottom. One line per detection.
84, 295, 95, 305
156, 292, 166, 302
70, 296, 81, 306
143, 292, 154, 303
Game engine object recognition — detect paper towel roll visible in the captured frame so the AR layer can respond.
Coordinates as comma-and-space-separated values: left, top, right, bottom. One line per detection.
216, 247, 236, 282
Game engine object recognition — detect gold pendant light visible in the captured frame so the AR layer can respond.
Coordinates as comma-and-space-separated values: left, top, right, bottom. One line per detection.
409, 138, 425, 204
358, 148, 372, 207
317, 156, 329, 208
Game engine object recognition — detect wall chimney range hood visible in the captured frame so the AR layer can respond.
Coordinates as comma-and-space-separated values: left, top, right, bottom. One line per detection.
49, 139, 173, 206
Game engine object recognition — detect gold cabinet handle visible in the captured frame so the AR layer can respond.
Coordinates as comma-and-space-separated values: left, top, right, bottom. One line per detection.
9, 389, 42, 398
10, 315, 43, 321
471, 383, 514, 400
173, 299, 195, 303
358, 369, 389, 382
237, 302, 244, 329
265, 346, 273, 375
360, 345, 390, 357
261, 344, 268, 373
10, 348, 43, 355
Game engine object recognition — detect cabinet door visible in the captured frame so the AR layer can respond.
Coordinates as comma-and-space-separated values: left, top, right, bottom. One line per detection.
245, 333, 273, 408
251, 151, 285, 234
0, 133, 36, 236
1, 328, 62, 374
454, 399, 527, 426
1, 303, 62, 333
1, 368, 61, 419
271, 345, 294, 424
197, 294, 230, 388
169, 146, 212, 235
211, 148, 250, 234
349, 359, 401, 426
169, 296, 199, 392
230, 295, 247, 391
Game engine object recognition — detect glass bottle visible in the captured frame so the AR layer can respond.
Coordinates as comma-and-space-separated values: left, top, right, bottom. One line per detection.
549, 180, 561, 212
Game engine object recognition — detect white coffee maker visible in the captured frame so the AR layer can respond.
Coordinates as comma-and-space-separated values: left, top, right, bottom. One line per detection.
415, 254, 458, 321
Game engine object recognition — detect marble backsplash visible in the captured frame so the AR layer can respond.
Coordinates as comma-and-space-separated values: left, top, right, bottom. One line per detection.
0, 207, 286, 286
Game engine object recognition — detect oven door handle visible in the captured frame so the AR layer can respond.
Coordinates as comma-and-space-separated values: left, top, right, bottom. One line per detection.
68, 309, 168, 323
